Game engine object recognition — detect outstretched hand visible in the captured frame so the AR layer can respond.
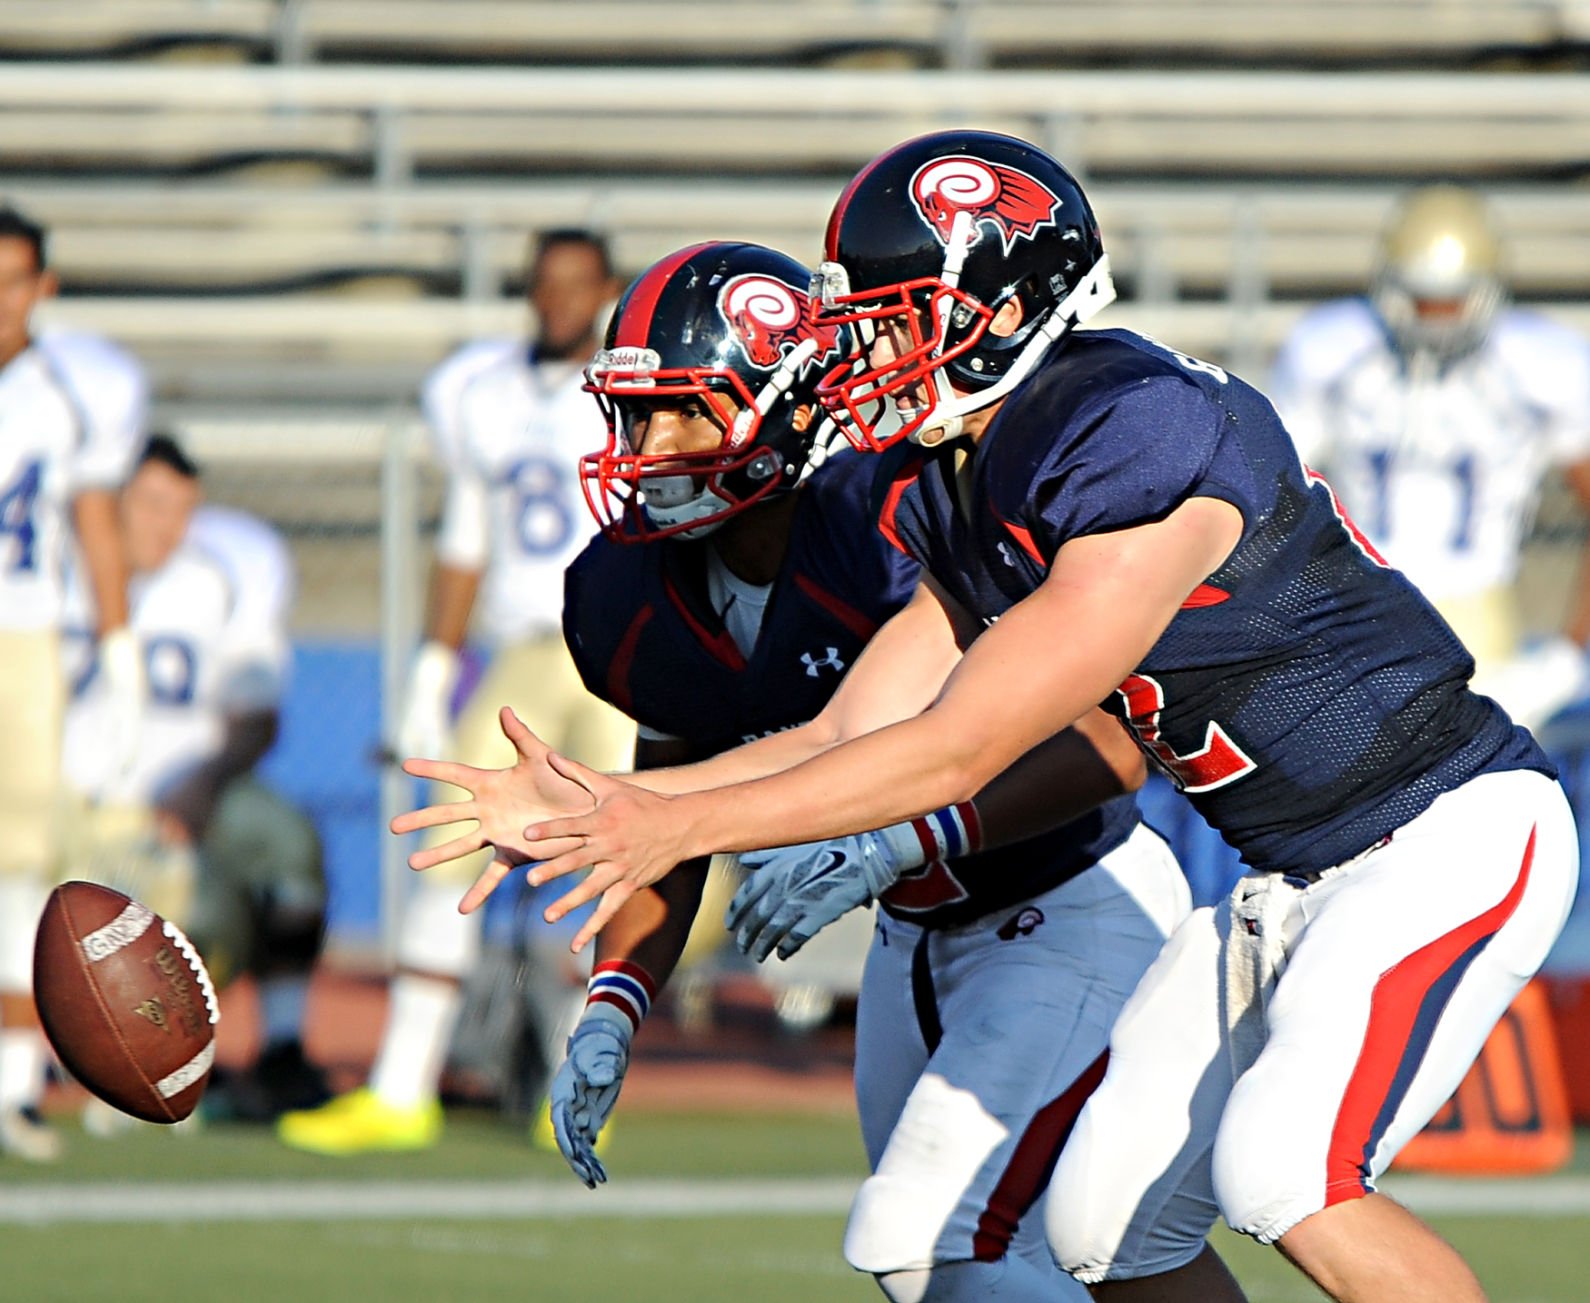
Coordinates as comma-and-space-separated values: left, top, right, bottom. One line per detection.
390, 706, 595, 913
521, 752, 700, 953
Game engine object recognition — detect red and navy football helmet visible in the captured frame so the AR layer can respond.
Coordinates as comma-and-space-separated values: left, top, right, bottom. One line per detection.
811, 130, 1115, 450
582, 241, 847, 542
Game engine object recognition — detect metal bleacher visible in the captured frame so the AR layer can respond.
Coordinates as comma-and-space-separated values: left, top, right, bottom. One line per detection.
1, 3, 1587, 409
3, 0, 1586, 64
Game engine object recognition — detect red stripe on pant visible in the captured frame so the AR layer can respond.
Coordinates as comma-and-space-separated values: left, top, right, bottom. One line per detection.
972, 1049, 1109, 1261
1324, 826, 1536, 1206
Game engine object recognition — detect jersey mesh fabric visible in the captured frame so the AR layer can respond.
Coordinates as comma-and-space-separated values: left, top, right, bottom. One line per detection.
879, 330, 1550, 877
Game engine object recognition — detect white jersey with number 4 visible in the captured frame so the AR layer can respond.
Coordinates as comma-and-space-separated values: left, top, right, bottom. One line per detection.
426, 343, 607, 647
0, 344, 140, 632
1270, 299, 1590, 602
62, 512, 293, 806
35, 326, 150, 467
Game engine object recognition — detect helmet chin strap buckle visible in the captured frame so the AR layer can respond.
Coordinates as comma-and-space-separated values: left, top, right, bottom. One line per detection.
913, 419, 961, 447
913, 365, 966, 445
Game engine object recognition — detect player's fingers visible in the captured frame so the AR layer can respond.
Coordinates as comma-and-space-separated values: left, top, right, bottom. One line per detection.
458, 856, 518, 914
736, 922, 766, 961
407, 831, 486, 872
389, 799, 476, 836
775, 931, 813, 961
729, 895, 776, 957
750, 929, 788, 967
568, 883, 637, 955
581, 1063, 616, 1091
570, 1148, 599, 1189
525, 842, 596, 884
519, 833, 589, 863
401, 757, 480, 788
551, 1103, 595, 1186
545, 749, 615, 798
538, 867, 609, 926
499, 706, 545, 760
723, 881, 763, 934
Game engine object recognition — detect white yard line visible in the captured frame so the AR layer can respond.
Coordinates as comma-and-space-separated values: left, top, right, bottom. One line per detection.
1381, 1173, 1590, 1217
0, 1174, 1585, 1226
0, 1177, 859, 1225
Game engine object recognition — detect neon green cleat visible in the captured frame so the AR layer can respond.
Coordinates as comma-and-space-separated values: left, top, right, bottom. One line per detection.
276, 1088, 443, 1156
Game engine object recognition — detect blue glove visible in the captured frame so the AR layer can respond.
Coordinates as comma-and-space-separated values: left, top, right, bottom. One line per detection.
549, 1004, 632, 1188
726, 824, 924, 962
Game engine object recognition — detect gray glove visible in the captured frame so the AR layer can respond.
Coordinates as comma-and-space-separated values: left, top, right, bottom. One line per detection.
726, 824, 924, 962
549, 1003, 632, 1188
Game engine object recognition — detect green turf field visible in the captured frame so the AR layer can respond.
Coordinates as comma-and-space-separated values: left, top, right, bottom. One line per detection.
2, 1111, 1586, 1301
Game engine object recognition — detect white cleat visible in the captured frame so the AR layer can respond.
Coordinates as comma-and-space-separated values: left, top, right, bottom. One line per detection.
0, 1106, 64, 1163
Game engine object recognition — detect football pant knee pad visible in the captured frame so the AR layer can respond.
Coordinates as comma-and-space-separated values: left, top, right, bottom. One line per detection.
876, 1258, 1075, 1303
1210, 1087, 1335, 1245
845, 1170, 950, 1279
1047, 1166, 1215, 1286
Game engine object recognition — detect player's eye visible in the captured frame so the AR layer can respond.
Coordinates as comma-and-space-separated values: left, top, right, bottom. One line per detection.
616, 404, 647, 446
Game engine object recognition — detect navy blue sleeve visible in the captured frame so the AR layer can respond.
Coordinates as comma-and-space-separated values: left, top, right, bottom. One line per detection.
877, 521, 923, 603
561, 539, 619, 703
1028, 374, 1226, 548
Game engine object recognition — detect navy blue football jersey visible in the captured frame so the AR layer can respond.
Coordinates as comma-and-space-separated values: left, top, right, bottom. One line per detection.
875, 328, 1551, 877
564, 448, 1140, 926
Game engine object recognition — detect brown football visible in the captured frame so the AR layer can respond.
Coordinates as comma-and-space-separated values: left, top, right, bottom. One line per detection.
33, 880, 219, 1123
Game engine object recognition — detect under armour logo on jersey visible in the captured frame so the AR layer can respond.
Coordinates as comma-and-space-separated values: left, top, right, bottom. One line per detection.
801, 647, 846, 677
996, 907, 1045, 940
910, 156, 1062, 254
996, 540, 1019, 568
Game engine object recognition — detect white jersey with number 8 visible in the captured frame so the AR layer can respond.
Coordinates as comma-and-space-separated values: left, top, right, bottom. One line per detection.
428, 345, 608, 647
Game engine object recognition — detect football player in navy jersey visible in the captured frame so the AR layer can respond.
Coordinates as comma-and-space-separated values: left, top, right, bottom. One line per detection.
408, 240, 1198, 1301
400, 135, 1581, 1301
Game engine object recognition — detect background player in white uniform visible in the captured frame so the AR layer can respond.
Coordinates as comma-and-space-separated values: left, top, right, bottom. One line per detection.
61, 435, 330, 1123
0, 204, 142, 1161
278, 229, 635, 1155
35, 326, 150, 476
1271, 184, 1590, 728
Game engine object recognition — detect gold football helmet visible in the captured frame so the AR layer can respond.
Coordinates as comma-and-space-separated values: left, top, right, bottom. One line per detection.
1371, 184, 1504, 359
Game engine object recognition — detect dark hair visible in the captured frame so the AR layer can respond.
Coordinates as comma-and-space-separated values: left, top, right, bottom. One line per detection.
138, 432, 201, 480
529, 228, 614, 282
0, 204, 47, 271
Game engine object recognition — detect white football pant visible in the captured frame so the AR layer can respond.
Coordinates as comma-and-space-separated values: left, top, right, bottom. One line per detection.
1051, 767, 1579, 1282
845, 823, 1190, 1299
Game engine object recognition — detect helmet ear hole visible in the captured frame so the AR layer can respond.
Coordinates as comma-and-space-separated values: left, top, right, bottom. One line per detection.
988, 297, 1025, 340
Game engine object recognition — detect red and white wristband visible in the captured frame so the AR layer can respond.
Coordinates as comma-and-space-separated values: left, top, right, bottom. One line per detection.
584, 959, 659, 1036
873, 800, 984, 872
903, 801, 983, 865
